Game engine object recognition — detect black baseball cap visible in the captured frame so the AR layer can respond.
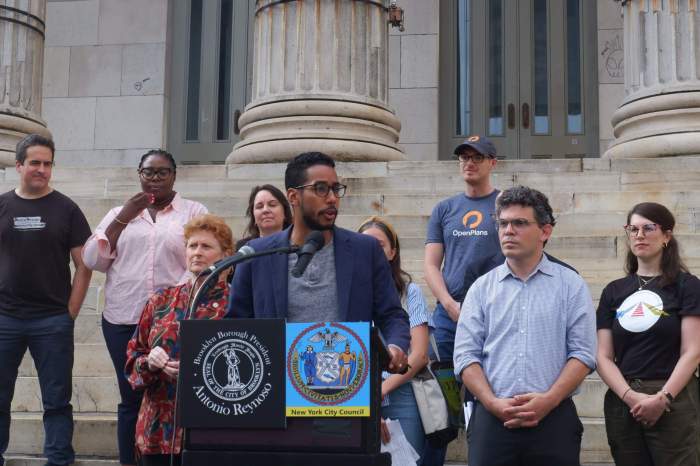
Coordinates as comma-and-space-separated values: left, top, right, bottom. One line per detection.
453, 135, 497, 158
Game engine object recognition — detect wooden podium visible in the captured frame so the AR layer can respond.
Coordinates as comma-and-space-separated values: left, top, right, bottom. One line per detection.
178, 319, 392, 466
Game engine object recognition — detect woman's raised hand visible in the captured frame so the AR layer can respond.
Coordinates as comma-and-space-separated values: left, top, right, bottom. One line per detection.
118, 192, 154, 223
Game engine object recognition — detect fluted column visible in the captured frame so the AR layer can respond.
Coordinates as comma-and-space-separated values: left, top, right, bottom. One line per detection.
605, 0, 700, 158
0, 0, 51, 167
227, 0, 404, 164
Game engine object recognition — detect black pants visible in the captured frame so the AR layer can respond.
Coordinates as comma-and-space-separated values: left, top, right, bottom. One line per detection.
102, 317, 144, 465
467, 398, 583, 466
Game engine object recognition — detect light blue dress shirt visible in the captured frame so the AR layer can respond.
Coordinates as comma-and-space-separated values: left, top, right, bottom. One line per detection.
453, 254, 597, 399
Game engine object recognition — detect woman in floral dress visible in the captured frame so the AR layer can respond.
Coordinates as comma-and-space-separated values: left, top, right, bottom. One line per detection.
125, 214, 234, 466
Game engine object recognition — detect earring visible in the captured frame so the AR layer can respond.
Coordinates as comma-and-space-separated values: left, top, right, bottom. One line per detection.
663, 242, 668, 248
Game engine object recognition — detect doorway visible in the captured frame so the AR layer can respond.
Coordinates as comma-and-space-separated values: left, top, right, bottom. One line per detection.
439, 0, 599, 159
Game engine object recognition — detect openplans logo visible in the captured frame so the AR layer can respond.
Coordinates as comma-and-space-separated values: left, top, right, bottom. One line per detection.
453, 210, 489, 237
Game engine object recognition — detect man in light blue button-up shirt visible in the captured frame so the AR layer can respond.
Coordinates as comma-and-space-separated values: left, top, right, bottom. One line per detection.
453, 186, 596, 466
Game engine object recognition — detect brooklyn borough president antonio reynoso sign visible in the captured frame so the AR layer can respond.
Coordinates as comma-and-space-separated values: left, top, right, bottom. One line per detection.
179, 319, 286, 429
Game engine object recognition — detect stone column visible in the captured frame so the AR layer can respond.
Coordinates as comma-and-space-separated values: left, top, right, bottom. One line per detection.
227, 0, 404, 164
605, 0, 700, 158
0, 0, 51, 167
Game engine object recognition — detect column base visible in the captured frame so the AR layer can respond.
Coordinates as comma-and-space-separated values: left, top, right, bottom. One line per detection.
0, 113, 52, 167
605, 91, 700, 159
227, 100, 405, 163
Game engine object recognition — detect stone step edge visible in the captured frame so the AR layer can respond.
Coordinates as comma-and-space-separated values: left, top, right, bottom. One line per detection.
10, 412, 116, 420
9, 411, 608, 424
5, 455, 118, 464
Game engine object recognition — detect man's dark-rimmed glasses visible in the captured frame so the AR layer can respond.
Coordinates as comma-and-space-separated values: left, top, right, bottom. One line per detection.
294, 181, 347, 198
457, 153, 491, 164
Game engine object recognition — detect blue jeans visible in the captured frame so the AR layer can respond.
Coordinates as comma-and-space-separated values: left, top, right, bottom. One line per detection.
430, 303, 458, 364
0, 313, 75, 466
382, 382, 425, 458
102, 317, 143, 465
422, 303, 456, 466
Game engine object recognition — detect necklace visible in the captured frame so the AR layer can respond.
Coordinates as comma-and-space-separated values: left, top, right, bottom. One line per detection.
637, 274, 658, 291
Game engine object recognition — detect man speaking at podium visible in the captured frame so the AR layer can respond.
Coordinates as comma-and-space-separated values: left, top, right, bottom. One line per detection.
227, 152, 410, 370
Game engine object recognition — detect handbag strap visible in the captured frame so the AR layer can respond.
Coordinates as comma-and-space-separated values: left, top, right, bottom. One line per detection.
429, 332, 441, 362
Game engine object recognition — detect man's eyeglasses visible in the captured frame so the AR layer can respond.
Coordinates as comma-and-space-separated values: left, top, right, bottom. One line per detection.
294, 181, 347, 198
139, 167, 174, 180
457, 153, 489, 164
493, 217, 537, 231
623, 223, 660, 237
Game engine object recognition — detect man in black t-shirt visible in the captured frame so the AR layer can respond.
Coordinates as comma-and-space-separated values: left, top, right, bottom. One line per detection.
0, 134, 92, 466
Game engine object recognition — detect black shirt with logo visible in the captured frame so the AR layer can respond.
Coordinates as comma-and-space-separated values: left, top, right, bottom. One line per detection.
0, 190, 91, 319
596, 272, 700, 380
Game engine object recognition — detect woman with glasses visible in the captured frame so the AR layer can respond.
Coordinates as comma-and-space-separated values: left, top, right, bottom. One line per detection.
82, 149, 207, 466
596, 202, 700, 466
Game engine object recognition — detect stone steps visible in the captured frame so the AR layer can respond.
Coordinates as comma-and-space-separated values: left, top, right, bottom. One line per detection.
7, 413, 117, 458
6, 412, 612, 464
5, 161, 700, 197
19, 344, 112, 378
443, 417, 611, 464
61, 192, 615, 219
12, 377, 118, 413
5, 158, 700, 463
14, 346, 611, 416
5, 456, 119, 466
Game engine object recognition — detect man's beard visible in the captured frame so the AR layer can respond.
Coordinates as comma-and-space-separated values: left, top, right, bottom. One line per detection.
301, 205, 335, 231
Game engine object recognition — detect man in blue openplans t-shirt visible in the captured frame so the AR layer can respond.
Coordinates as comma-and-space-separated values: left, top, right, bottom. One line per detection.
422, 135, 501, 465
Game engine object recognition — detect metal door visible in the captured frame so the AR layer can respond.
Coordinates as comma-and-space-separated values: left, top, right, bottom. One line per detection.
168, 0, 253, 163
440, 0, 599, 159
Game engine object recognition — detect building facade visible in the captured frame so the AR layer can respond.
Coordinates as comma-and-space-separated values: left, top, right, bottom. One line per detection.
34, 0, 634, 166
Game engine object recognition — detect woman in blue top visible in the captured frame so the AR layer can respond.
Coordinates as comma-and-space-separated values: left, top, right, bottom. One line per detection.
359, 216, 430, 458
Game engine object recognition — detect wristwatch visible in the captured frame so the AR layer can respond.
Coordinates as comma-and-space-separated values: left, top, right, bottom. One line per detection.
661, 389, 674, 403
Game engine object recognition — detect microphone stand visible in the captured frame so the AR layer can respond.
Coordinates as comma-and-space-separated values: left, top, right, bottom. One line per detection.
187, 245, 300, 318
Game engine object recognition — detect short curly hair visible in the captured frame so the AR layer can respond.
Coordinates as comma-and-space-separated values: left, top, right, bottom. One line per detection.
496, 186, 556, 227
183, 214, 235, 256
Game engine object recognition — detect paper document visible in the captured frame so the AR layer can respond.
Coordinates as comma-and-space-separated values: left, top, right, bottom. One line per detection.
380, 418, 420, 466
465, 401, 474, 426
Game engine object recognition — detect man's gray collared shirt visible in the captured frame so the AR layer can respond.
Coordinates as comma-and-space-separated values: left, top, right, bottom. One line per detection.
453, 254, 597, 398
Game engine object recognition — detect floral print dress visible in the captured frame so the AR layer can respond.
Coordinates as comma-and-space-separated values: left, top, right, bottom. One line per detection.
125, 278, 229, 456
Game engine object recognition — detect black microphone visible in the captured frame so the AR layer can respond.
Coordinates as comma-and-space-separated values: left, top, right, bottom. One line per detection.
291, 231, 325, 278
206, 245, 256, 273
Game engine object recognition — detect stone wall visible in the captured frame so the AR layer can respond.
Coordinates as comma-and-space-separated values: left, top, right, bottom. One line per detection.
388, 0, 439, 161
42, 0, 168, 167
597, 0, 625, 156
38, 0, 626, 166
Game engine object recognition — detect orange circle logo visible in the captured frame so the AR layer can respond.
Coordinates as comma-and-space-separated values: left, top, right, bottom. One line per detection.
462, 210, 483, 229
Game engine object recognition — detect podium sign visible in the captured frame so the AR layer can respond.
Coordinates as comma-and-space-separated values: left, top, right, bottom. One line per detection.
286, 322, 370, 417
179, 319, 285, 429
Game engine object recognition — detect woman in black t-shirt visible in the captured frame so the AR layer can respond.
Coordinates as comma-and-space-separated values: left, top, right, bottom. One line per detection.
596, 202, 700, 466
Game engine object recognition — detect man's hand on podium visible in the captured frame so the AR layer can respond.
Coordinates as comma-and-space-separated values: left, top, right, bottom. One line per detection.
387, 345, 408, 374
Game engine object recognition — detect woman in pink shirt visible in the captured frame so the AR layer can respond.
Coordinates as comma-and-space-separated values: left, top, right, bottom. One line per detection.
82, 149, 207, 466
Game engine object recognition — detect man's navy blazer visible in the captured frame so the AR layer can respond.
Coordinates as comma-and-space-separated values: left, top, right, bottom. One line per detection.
226, 226, 410, 352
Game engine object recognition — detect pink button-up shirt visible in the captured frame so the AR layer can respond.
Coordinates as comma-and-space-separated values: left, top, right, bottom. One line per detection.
82, 194, 208, 325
